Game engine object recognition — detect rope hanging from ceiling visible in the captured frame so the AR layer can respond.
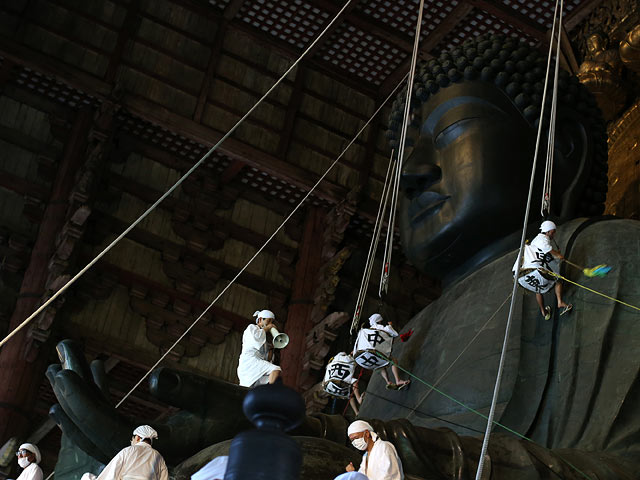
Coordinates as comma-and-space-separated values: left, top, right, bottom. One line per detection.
474, 0, 566, 478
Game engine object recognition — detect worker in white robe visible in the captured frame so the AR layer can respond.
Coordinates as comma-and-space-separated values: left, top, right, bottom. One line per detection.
345, 420, 403, 480
14, 443, 43, 480
368, 314, 410, 390
237, 309, 282, 387
529, 221, 573, 319
83, 425, 168, 480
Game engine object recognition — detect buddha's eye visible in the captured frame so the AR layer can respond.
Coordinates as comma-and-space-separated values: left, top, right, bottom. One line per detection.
434, 117, 481, 149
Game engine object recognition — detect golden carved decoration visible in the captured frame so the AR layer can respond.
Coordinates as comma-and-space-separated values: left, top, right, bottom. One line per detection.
577, 32, 627, 121
605, 99, 640, 219
620, 23, 640, 73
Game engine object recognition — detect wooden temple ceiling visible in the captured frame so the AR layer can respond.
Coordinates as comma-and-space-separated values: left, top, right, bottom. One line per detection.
0, 0, 604, 474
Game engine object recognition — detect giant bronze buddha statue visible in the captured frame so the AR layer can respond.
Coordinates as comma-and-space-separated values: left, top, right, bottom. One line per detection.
47, 35, 639, 479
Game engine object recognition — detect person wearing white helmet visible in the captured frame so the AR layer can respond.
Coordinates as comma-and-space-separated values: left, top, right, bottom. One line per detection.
237, 309, 282, 387
14, 443, 42, 480
345, 420, 403, 480
367, 314, 410, 391
83, 425, 168, 480
531, 220, 573, 319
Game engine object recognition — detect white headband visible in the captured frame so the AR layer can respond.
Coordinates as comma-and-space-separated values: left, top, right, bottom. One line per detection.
253, 309, 275, 323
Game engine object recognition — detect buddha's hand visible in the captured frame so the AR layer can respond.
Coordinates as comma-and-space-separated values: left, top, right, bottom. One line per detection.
47, 339, 251, 465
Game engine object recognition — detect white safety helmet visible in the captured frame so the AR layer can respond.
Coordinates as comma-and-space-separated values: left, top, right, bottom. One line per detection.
133, 425, 158, 441
368, 313, 383, 327
253, 310, 275, 323
540, 220, 557, 233
18, 444, 41, 464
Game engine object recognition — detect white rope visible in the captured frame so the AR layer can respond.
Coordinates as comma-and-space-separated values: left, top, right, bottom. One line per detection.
541, 1, 564, 217
350, 150, 396, 334
379, 0, 426, 297
115, 76, 409, 408
0, 0, 357, 350
474, 1, 564, 478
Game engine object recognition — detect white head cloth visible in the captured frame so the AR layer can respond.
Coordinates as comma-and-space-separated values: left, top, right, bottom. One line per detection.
253, 309, 275, 323
368, 313, 383, 327
347, 420, 378, 442
333, 473, 369, 480
540, 220, 557, 233
19, 443, 41, 464
133, 425, 158, 441
192, 456, 228, 480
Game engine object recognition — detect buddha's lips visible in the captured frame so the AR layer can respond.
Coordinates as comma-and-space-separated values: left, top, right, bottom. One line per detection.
409, 192, 450, 225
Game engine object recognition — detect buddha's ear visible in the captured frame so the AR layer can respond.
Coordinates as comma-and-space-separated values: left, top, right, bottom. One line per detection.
549, 107, 593, 220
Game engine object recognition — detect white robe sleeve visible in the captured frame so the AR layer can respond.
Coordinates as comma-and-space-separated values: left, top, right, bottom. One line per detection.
158, 459, 169, 480
96, 448, 127, 480
381, 325, 398, 337
361, 440, 404, 480
244, 324, 267, 349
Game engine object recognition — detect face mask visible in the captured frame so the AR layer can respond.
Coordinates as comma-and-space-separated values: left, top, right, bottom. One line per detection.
351, 437, 368, 451
18, 457, 30, 468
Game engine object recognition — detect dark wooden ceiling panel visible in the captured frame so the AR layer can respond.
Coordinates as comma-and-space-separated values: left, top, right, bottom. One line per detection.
435, 6, 535, 51
356, 0, 462, 41
501, 0, 583, 30
316, 22, 408, 85
238, 0, 331, 50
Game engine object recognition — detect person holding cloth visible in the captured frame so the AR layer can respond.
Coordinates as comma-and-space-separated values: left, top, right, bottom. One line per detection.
14, 443, 43, 480
82, 425, 168, 480
531, 220, 573, 319
345, 420, 403, 480
237, 309, 282, 387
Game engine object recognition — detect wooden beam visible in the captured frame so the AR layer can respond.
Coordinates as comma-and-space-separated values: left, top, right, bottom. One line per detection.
220, 159, 246, 184
222, 0, 248, 21
379, 2, 473, 96
277, 66, 307, 159
280, 207, 325, 390
105, 0, 141, 84
0, 169, 50, 202
0, 108, 92, 441
468, 0, 547, 42
192, 0, 247, 123
564, 0, 604, 32
356, 113, 381, 193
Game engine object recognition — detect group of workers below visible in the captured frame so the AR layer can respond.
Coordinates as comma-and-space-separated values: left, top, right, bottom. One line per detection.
10, 426, 168, 480
188, 420, 403, 480
6, 421, 401, 480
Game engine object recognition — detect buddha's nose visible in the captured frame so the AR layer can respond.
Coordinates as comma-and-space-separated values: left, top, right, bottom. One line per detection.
400, 162, 442, 199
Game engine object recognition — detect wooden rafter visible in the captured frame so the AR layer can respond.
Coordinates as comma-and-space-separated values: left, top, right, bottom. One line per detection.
193, 0, 248, 122
277, 66, 307, 159
565, 0, 605, 32
105, 0, 141, 84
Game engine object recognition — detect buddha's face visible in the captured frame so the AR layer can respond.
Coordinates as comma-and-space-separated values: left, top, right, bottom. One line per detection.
586, 33, 605, 54
399, 81, 536, 278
